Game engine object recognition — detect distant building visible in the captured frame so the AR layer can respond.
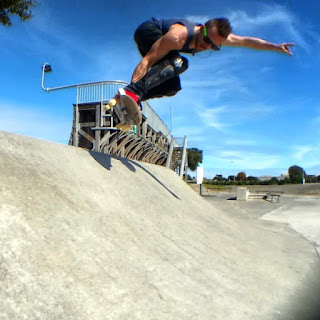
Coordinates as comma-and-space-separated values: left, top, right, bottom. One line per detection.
258, 174, 289, 181
258, 176, 273, 182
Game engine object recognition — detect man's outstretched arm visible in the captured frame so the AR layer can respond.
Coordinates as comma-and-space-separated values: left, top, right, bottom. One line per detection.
223, 33, 294, 55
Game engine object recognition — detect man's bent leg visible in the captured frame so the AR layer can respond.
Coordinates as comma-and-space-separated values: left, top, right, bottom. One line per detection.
126, 53, 188, 100
143, 53, 188, 93
142, 77, 181, 100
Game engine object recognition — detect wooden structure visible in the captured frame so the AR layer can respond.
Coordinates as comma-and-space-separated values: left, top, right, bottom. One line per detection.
69, 102, 170, 166
67, 81, 187, 173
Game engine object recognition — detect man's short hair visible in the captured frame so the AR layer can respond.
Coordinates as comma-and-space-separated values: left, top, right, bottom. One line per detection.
205, 18, 232, 38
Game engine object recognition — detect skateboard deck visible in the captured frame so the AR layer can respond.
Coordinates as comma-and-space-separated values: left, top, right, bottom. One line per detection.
105, 90, 142, 132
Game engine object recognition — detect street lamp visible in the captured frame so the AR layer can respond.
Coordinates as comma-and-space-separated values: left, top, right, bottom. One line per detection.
41, 62, 53, 91
41, 62, 82, 92
41, 62, 126, 93
43, 63, 52, 73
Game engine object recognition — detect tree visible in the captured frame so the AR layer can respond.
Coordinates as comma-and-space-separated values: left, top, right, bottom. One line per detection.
288, 165, 306, 184
306, 175, 317, 183
247, 176, 258, 182
236, 172, 246, 181
187, 148, 203, 171
269, 177, 279, 185
247, 176, 258, 185
0, 0, 38, 26
213, 174, 223, 182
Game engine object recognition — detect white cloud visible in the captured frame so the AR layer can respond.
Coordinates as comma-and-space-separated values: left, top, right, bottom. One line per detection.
291, 145, 320, 169
0, 101, 71, 144
172, 126, 205, 143
228, 4, 310, 51
183, 74, 249, 99
204, 149, 281, 171
229, 7, 293, 29
197, 105, 229, 131
224, 139, 257, 147
293, 145, 313, 161
242, 104, 274, 118
196, 101, 274, 132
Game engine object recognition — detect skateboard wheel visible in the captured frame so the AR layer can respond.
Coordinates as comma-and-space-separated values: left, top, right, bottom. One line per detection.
105, 98, 117, 110
116, 124, 131, 132
121, 125, 131, 132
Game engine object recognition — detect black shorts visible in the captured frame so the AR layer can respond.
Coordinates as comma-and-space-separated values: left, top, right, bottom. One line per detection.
134, 19, 164, 57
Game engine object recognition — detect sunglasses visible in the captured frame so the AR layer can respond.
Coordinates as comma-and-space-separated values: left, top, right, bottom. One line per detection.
203, 27, 221, 51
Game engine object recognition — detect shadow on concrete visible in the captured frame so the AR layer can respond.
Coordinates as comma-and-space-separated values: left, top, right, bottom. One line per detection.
90, 151, 136, 172
130, 160, 181, 200
89, 151, 180, 200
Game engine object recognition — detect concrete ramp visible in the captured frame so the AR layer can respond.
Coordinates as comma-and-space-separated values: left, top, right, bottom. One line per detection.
0, 130, 319, 319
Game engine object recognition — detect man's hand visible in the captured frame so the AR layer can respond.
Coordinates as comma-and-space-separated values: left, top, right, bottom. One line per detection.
277, 43, 295, 56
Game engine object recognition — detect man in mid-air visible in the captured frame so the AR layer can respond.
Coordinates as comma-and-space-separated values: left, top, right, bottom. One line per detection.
113, 17, 294, 105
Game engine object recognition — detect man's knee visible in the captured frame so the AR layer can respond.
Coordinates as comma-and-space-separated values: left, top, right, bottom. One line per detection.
171, 56, 188, 76
160, 56, 188, 78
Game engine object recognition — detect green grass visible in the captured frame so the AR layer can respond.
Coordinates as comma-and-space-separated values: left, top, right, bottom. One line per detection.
202, 184, 229, 191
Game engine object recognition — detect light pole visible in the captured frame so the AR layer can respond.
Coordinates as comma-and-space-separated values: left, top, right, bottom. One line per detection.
41, 62, 82, 92
41, 62, 52, 91
230, 160, 235, 181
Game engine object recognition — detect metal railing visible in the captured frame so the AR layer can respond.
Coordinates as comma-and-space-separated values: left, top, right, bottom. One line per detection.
76, 81, 128, 104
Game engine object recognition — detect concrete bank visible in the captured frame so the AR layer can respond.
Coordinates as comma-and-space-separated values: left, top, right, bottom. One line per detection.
0, 130, 320, 320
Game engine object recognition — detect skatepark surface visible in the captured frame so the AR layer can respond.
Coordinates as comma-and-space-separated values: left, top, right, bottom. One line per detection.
1, 130, 320, 320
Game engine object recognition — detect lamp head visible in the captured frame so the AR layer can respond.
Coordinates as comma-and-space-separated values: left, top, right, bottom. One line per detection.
42, 63, 52, 73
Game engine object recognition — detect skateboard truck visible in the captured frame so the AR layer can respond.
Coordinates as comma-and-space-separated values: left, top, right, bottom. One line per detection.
104, 89, 142, 132
104, 99, 132, 132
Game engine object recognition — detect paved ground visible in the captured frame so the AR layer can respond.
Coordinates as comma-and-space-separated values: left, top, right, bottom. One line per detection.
204, 193, 320, 262
1, 130, 320, 320
204, 193, 320, 318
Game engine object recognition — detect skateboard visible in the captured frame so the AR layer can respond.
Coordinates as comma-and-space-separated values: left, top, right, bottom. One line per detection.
104, 88, 142, 132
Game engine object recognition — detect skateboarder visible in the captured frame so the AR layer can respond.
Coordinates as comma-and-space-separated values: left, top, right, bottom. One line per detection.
113, 17, 294, 106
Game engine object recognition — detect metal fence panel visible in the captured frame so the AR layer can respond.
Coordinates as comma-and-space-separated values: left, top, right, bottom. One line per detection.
77, 81, 128, 104
76, 81, 178, 146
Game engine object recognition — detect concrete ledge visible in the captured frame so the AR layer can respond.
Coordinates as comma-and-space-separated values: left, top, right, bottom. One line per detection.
237, 187, 249, 201
237, 187, 282, 202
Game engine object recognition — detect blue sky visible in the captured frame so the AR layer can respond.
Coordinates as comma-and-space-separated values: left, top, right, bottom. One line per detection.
1, 0, 320, 178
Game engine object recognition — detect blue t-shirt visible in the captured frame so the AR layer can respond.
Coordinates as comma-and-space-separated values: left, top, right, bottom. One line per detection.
151, 18, 201, 54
